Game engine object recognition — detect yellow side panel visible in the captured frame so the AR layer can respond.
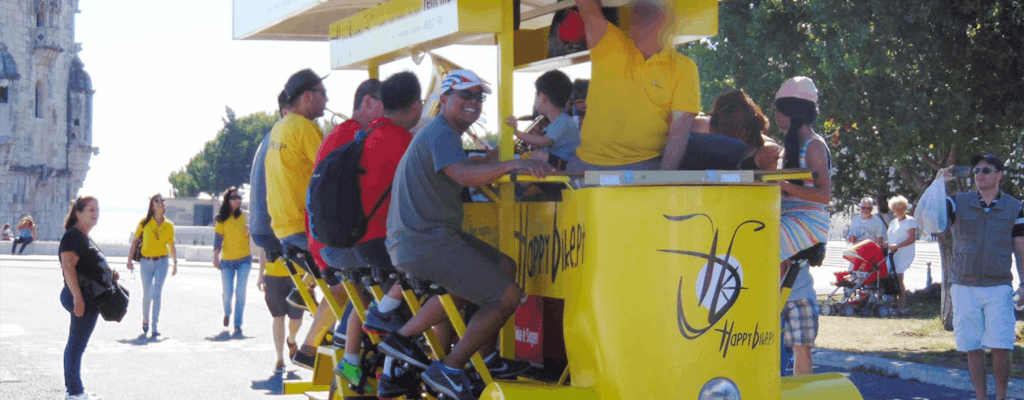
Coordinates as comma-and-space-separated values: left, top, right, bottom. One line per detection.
563, 186, 781, 399
480, 381, 598, 400
463, 203, 500, 247
457, 0, 503, 33
781, 373, 864, 400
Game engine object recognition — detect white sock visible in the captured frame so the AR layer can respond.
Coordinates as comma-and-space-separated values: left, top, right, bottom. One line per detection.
377, 296, 402, 314
343, 353, 359, 366
382, 356, 396, 377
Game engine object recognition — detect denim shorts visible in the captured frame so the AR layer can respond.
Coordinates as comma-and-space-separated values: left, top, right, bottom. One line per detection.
354, 238, 396, 272
320, 246, 362, 270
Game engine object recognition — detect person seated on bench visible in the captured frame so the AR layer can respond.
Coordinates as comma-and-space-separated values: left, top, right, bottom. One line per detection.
678, 89, 780, 171
504, 69, 580, 170
708, 89, 780, 170
568, 0, 700, 171
313, 72, 424, 393
379, 69, 552, 400
773, 77, 832, 377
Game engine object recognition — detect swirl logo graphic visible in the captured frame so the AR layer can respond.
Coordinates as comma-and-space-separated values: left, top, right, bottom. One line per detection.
658, 214, 765, 340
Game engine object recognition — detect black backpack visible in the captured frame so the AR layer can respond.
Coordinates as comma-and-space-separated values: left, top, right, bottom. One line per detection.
306, 121, 390, 248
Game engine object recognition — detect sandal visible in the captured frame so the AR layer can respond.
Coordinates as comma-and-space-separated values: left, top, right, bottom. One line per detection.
287, 338, 298, 359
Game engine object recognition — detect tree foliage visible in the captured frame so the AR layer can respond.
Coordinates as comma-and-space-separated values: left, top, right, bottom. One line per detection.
683, 0, 1023, 330
169, 107, 279, 197
684, 0, 1023, 210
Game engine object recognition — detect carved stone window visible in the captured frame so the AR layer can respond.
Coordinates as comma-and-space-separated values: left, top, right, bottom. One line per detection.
35, 0, 47, 27
35, 81, 43, 118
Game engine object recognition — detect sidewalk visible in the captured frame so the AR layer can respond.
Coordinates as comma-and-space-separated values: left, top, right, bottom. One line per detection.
816, 348, 1024, 398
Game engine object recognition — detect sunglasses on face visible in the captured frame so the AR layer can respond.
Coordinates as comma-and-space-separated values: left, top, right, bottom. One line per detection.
861, 207, 872, 210
229, 195, 242, 200
153, 199, 164, 204
974, 167, 997, 175
453, 90, 486, 102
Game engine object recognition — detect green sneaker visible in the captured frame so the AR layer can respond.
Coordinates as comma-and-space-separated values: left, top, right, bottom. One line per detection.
333, 358, 373, 394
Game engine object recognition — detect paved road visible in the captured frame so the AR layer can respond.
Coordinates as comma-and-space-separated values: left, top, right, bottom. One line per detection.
0, 255, 1003, 400
0, 256, 314, 400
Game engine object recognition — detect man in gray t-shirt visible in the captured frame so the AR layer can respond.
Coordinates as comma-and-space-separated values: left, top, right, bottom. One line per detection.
847, 198, 886, 246
379, 69, 553, 398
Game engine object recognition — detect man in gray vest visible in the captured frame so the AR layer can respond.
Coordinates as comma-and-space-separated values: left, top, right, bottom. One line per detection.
938, 153, 1024, 400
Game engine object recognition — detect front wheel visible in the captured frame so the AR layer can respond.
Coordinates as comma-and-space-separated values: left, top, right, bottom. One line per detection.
820, 304, 835, 316
840, 304, 857, 317
874, 304, 892, 318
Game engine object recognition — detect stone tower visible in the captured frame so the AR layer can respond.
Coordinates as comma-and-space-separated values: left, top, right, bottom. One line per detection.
1, 0, 97, 241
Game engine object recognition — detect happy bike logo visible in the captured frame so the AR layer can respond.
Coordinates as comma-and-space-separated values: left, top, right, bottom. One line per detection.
658, 214, 765, 342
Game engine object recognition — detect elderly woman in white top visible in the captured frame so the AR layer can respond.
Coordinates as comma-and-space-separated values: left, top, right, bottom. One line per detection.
887, 195, 917, 315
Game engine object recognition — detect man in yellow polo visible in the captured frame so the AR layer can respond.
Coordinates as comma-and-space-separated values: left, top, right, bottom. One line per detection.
265, 69, 327, 251
570, 0, 699, 170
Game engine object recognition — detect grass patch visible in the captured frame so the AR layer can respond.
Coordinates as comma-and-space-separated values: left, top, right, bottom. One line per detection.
816, 286, 1024, 378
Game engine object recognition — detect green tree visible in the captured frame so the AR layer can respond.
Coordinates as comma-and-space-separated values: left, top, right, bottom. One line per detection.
169, 107, 279, 197
684, 0, 1023, 329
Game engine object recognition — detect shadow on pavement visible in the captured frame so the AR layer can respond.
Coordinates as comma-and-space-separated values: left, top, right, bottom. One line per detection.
117, 334, 154, 346
251, 371, 303, 395
204, 331, 250, 342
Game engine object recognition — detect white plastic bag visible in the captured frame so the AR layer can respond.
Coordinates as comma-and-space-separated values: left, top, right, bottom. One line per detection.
917, 177, 948, 233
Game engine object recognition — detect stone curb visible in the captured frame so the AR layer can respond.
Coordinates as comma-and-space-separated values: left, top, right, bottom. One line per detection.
815, 348, 1024, 398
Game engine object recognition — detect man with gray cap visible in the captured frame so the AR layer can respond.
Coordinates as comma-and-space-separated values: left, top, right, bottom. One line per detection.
570, 0, 700, 171
265, 69, 328, 252
378, 69, 550, 400
935, 153, 1024, 400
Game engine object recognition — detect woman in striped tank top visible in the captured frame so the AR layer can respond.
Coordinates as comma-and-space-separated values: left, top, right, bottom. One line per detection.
773, 76, 832, 377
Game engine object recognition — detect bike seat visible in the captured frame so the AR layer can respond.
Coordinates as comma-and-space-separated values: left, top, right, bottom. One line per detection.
404, 273, 447, 296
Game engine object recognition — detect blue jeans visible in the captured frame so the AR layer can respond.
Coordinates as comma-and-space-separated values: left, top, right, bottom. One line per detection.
140, 257, 170, 327
279, 233, 309, 252
61, 286, 99, 396
220, 256, 252, 329
11, 236, 33, 254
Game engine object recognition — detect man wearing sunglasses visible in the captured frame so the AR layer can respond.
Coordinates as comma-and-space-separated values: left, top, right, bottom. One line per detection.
570, 0, 700, 171
847, 198, 887, 247
935, 153, 1024, 400
379, 69, 550, 400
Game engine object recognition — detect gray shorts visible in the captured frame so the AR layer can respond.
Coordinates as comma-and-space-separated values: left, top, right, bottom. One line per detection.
395, 232, 514, 306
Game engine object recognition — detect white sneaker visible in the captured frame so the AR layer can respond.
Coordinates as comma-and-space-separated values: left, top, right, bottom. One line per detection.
65, 393, 90, 400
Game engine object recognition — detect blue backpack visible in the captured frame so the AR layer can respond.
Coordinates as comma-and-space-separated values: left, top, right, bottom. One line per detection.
306, 121, 389, 248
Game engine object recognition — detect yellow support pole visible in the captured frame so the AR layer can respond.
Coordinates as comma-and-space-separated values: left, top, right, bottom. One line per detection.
496, 0, 517, 360
439, 294, 495, 385
339, 280, 382, 344
400, 287, 448, 360
368, 61, 380, 80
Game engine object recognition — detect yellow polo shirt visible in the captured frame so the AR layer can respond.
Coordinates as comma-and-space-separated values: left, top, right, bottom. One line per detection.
265, 113, 323, 239
134, 218, 175, 258
576, 22, 701, 166
215, 213, 251, 261
264, 258, 291, 277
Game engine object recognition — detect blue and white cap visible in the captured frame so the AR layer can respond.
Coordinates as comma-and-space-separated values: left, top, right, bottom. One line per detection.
440, 69, 492, 95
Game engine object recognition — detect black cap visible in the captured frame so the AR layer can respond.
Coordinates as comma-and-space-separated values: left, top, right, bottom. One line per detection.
971, 154, 1004, 171
283, 69, 328, 106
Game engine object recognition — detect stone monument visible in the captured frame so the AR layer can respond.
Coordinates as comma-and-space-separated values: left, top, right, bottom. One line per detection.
1, 0, 97, 240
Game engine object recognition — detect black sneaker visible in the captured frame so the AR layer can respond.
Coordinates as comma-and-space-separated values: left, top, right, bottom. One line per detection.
291, 345, 316, 370
363, 304, 407, 336
483, 355, 531, 380
422, 361, 474, 400
286, 289, 309, 311
377, 370, 421, 399
378, 334, 430, 371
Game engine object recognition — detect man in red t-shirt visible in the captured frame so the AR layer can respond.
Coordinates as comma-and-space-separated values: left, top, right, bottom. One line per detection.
318, 73, 425, 392
291, 78, 384, 370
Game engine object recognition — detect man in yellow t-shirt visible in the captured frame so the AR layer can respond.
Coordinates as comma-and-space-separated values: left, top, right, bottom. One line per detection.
570, 0, 700, 170
265, 69, 328, 250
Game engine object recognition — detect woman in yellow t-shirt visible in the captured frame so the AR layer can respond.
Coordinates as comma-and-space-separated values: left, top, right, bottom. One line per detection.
214, 187, 252, 336
126, 194, 177, 339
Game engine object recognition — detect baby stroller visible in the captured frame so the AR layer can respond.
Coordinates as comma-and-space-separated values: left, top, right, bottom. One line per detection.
820, 240, 901, 317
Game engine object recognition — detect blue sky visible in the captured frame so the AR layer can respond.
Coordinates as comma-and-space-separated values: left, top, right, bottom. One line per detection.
74, 0, 590, 242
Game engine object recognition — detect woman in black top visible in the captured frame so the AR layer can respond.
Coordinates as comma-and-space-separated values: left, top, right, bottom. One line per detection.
60, 196, 116, 400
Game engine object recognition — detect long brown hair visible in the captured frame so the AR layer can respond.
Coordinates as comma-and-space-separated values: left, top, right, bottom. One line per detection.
140, 193, 163, 228
216, 187, 242, 223
64, 197, 98, 229
709, 89, 769, 148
